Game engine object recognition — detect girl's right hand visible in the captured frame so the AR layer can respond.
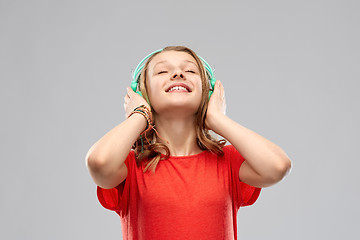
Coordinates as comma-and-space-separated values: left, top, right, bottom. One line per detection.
124, 87, 151, 118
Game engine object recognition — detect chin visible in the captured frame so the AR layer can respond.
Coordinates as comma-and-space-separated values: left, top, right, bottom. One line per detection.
153, 99, 200, 116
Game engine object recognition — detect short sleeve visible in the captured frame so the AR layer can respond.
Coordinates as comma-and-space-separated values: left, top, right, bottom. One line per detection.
226, 145, 261, 209
96, 151, 135, 216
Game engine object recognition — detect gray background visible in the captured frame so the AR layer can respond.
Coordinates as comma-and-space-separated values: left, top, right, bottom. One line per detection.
1, 0, 359, 239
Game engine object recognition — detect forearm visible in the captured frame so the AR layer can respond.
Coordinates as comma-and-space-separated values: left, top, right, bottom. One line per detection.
209, 113, 291, 179
86, 114, 146, 173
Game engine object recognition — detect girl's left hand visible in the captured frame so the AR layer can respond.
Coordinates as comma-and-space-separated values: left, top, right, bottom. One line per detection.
205, 80, 226, 130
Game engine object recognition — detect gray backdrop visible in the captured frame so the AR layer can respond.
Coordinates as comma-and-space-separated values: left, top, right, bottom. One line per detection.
1, 0, 359, 239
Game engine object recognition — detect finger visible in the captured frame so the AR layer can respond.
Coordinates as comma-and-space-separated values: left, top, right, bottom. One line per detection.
127, 87, 136, 96
218, 81, 225, 99
216, 80, 222, 97
124, 95, 129, 105
126, 87, 131, 97
213, 80, 220, 95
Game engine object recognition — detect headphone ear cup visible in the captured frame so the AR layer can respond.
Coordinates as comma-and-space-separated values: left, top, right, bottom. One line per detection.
210, 77, 216, 90
131, 77, 144, 97
131, 80, 138, 93
208, 77, 216, 99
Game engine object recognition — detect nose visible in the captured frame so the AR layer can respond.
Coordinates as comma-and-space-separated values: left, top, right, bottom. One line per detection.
171, 71, 185, 80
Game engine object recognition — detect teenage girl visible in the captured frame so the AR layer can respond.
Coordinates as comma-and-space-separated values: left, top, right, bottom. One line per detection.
85, 46, 292, 240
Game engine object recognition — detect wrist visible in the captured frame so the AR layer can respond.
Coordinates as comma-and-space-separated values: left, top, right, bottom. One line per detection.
207, 112, 227, 133
128, 105, 153, 134
129, 112, 148, 132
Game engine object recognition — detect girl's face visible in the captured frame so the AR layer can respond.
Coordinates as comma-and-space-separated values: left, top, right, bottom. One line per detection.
146, 51, 203, 115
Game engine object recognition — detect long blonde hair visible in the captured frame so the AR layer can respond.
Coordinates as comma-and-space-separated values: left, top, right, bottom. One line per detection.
133, 46, 226, 172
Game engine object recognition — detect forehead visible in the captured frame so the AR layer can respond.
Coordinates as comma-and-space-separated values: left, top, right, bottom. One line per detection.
148, 51, 198, 69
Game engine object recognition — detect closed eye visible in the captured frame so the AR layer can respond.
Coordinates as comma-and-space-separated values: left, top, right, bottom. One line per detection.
158, 70, 195, 74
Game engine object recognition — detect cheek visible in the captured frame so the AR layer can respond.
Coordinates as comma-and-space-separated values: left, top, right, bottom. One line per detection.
146, 79, 162, 102
197, 79, 204, 96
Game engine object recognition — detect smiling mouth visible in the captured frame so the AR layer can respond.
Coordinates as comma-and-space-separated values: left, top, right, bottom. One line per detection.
167, 86, 191, 93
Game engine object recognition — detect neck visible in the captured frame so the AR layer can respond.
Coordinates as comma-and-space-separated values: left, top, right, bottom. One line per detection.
153, 113, 202, 156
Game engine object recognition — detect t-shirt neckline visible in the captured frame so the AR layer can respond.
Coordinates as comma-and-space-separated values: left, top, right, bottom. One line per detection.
160, 150, 208, 159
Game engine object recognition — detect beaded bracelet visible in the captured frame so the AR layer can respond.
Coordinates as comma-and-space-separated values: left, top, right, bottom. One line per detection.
134, 105, 153, 123
128, 105, 169, 153
128, 105, 153, 134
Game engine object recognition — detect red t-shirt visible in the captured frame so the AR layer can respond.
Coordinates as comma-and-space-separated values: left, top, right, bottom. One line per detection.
97, 145, 261, 240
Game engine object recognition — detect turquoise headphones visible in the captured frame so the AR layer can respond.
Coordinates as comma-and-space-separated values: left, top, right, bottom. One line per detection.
131, 49, 216, 99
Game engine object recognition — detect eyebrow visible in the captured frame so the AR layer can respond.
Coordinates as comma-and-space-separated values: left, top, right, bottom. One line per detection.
153, 60, 198, 69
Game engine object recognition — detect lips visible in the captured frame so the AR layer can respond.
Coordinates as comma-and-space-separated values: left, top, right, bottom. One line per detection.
165, 83, 192, 92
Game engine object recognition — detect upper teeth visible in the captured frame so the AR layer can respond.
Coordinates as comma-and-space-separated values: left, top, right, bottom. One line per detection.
168, 86, 188, 92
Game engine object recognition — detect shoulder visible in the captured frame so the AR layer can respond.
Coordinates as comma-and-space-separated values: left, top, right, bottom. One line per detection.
222, 145, 245, 160
222, 144, 233, 153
